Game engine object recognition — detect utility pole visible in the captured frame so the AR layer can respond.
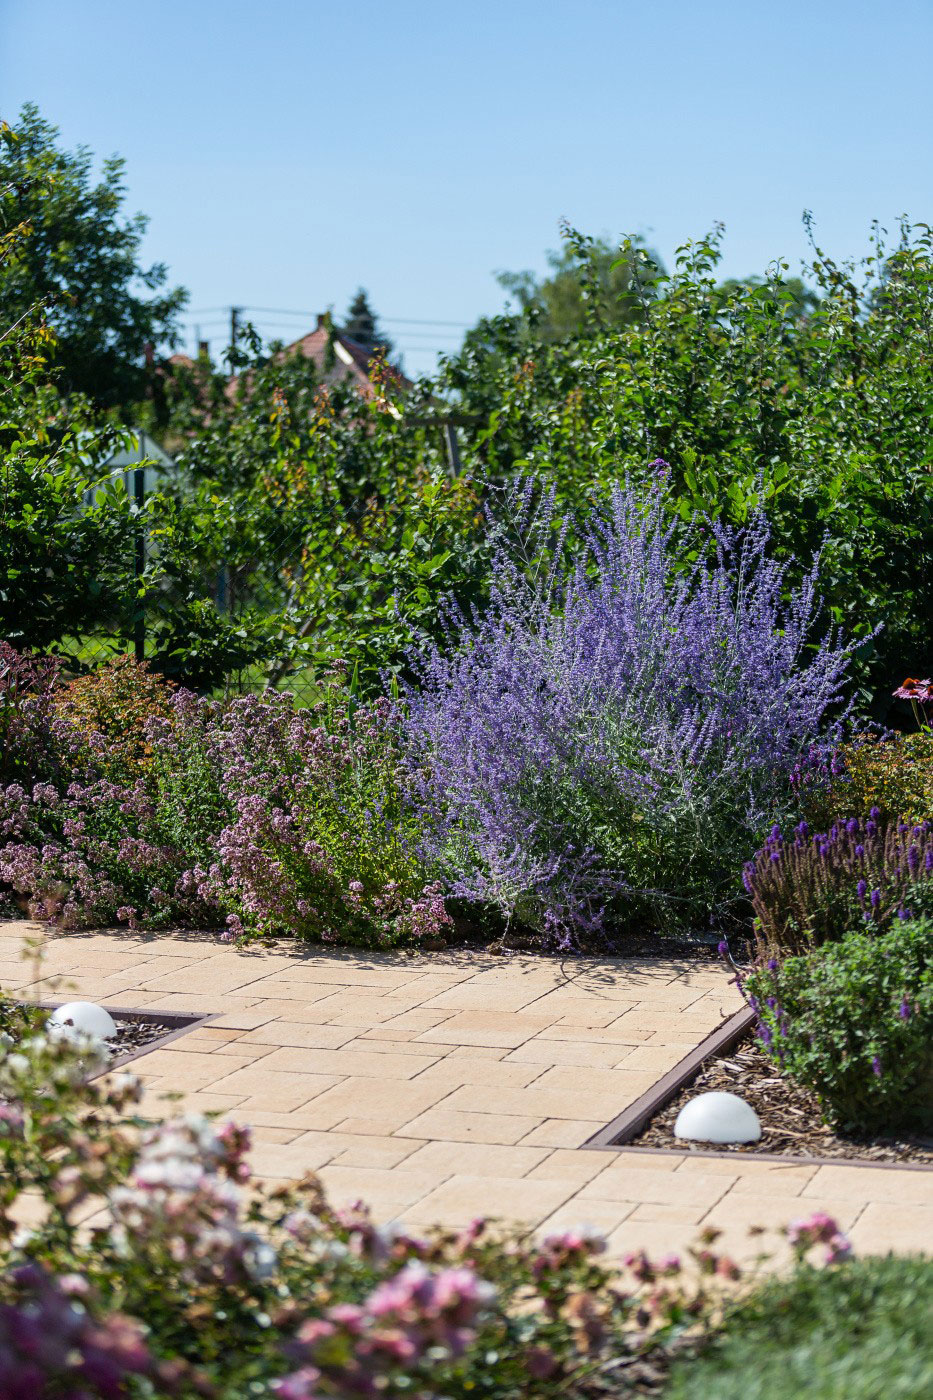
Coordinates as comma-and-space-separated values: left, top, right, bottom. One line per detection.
229, 305, 242, 366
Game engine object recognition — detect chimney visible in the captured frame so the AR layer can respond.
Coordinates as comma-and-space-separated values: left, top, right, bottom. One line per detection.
198, 340, 210, 359
316, 313, 326, 329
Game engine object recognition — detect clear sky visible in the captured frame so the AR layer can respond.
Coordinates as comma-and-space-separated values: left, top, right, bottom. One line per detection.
2, 0, 931, 377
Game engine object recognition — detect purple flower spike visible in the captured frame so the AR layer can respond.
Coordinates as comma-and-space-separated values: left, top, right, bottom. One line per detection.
846, 818, 860, 835
870, 888, 881, 909
899, 998, 912, 1021
856, 879, 867, 900
871, 1056, 883, 1077
870, 807, 881, 820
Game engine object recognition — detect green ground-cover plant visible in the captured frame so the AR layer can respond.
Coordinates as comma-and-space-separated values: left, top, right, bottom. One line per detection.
665, 1253, 933, 1400
745, 918, 933, 1132
0, 1016, 865, 1397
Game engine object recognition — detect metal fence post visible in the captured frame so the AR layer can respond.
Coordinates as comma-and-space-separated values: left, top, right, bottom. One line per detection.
133, 439, 146, 662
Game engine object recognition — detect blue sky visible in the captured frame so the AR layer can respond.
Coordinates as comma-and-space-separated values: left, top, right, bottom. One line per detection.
2, 0, 931, 376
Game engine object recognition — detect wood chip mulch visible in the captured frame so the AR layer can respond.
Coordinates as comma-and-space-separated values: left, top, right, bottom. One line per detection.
103, 1017, 174, 1063
632, 1034, 933, 1166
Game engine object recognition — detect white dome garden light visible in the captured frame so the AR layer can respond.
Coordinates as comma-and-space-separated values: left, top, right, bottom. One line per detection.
673, 1091, 761, 1144
48, 1001, 118, 1044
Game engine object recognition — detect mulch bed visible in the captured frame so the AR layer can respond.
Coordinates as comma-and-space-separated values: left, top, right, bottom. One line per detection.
632, 1034, 933, 1166
103, 1016, 174, 1064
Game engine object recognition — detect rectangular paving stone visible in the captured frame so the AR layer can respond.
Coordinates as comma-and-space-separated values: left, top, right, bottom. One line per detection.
802, 1165, 933, 1206
702, 1194, 865, 1233
398, 1174, 578, 1229
581, 1166, 735, 1209
537, 1197, 635, 1237
302, 1076, 452, 1125
400, 1141, 550, 1179
442, 1083, 638, 1122
249, 1138, 341, 1178
408, 1058, 544, 1089
239, 1022, 358, 1050
318, 1165, 442, 1211
525, 1149, 609, 1185
528, 1065, 659, 1099
257, 1046, 441, 1080
848, 1202, 933, 1255
504, 1038, 632, 1068
518, 1119, 605, 1149
398, 1107, 544, 1146
206, 1066, 339, 1111
329, 1136, 427, 1169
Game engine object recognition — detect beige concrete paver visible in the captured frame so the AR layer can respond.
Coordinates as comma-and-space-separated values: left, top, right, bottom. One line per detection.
398, 1174, 578, 1229
3, 920, 927, 1266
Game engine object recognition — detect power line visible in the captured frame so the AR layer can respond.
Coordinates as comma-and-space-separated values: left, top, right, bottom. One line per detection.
188, 303, 470, 328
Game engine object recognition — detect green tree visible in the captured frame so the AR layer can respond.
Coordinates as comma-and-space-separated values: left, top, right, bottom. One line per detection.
494, 227, 661, 341
0, 104, 187, 414
342, 287, 393, 355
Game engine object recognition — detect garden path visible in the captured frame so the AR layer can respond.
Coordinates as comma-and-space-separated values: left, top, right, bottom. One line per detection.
3, 921, 929, 1266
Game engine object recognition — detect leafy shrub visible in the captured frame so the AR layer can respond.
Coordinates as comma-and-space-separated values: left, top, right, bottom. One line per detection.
55, 654, 176, 782
0, 1020, 857, 1398
745, 919, 933, 1132
445, 219, 933, 710
744, 814, 933, 956
0, 642, 61, 786
0, 659, 446, 947
665, 1253, 933, 1400
803, 730, 933, 829
403, 481, 853, 945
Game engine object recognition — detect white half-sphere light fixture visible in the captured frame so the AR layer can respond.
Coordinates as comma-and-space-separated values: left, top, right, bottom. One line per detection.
49, 1001, 118, 1044
673, 1090, 761, 1144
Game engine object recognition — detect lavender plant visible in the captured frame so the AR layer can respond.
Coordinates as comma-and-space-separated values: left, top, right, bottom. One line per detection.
744, 813, 933, 957
402, 480, 854, 945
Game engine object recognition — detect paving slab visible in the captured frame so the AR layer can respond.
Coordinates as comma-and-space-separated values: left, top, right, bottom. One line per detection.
2, 920, 928, 1264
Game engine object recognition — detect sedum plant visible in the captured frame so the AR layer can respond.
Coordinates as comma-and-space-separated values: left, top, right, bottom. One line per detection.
403, 480, 854, 946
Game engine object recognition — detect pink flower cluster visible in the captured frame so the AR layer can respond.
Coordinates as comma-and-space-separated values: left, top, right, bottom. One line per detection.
274, 1260, 496, 1398
108, 1115, 274, 1285
787, 1211, 853, 1265
0, 1263, 152, 1400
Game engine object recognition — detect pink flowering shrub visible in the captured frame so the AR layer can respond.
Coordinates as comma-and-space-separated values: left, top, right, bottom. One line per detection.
0, 1020, 858, 1398
0, 655, 448, 947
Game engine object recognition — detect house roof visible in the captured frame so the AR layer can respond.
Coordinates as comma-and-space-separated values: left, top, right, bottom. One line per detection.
227, 316, 411, 401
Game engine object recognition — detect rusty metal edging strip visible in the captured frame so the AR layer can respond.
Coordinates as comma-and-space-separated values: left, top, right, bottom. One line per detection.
582, 1005, 756, 1150
580, 1004, 933, 1172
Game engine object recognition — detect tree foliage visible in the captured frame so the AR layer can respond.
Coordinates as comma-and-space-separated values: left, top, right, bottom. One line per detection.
0, 104, 187, 414
441, 218, 933, 710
